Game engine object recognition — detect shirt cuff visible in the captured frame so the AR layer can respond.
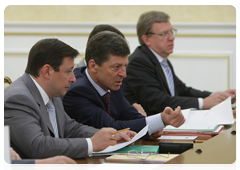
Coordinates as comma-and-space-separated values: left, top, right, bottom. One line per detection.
146, 113, 165, 135
198, 98, 203, 109
86, 138, 93, 155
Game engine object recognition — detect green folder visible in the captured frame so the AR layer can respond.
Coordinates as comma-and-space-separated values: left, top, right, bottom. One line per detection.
92, 145, 159, 156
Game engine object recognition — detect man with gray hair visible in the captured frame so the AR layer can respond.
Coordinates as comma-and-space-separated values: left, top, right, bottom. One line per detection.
123, 11, 236, 116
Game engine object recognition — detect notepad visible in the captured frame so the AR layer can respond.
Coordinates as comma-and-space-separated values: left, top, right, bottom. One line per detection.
106, 154, 179, 163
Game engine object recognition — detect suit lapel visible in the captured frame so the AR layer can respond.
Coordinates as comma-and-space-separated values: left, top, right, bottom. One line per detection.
82, 69, 107, 113
142, 46, 171, 94
22, 73, 55, 136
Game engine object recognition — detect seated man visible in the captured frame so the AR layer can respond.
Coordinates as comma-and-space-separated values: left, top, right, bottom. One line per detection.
62, 31, 185, 139
123, 11, 236, 115
75, 24, 146, 116
4, 38, 135, 159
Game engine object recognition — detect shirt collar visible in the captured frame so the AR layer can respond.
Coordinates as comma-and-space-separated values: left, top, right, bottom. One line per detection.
148, 47, 165, 63
29, 74, 50, 105
85, 69, 110, 96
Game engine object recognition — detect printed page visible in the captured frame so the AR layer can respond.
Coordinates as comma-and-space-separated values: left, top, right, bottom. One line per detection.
93, 124, 149, 154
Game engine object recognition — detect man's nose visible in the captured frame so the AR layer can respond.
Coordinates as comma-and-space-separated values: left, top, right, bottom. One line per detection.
70, 72, 76, 83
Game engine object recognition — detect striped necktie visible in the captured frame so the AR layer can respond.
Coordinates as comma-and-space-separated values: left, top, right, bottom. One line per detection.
161, 59, 175, 96
46, 99, 59, 138
102, 92, 110, 115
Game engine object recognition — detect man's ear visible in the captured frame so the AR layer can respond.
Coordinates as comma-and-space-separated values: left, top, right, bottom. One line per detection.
88, 59, 98, 73
142, 35, 151, 46
41, 64, 52, 79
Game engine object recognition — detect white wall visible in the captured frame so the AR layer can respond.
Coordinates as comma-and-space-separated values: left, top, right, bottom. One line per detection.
4, 21, 236, 92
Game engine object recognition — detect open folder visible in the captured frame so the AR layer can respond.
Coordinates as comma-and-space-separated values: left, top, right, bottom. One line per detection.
163, 97, 234, 134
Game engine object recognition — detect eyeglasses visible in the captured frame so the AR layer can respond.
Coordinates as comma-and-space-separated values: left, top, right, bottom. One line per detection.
127, 149, 170, 160
147, 29, 177, 39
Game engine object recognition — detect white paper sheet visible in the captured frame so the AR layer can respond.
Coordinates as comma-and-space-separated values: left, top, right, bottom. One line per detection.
158, 135, 198, 140
91, 163, 159, 170
164, 97, 234, 131
93, 124, 149, 154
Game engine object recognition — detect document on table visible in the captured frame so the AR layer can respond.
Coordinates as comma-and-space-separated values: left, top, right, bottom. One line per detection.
158, 136, 198, 140
93, 124, 149, 154
164, 97, 234, 131
88, 163, 159, 170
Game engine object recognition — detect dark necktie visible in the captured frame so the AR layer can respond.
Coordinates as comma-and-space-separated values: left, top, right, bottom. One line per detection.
102, 92, 110, 115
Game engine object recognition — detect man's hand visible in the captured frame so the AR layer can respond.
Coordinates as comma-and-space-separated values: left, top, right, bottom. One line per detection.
226, 89, 236, 104
161, 106, 185, 127
10, 147, 21, 160
116, 130, 137, 143
91, 128, 118, 152
203, 89, 236, 109
132, 103, 147, 117
149, 129, 163, 140
35, 156, 78, 170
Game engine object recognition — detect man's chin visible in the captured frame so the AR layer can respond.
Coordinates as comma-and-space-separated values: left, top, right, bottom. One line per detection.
110, 86, 121, 91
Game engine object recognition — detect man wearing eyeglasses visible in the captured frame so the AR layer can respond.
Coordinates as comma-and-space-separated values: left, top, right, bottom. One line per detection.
123, 11, 236, 116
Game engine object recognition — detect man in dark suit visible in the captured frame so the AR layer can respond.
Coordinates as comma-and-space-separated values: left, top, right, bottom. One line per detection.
75, 24, 147, 116
63, 31, 185, 139
123, 11, 236, 116
4, 38, 135, 159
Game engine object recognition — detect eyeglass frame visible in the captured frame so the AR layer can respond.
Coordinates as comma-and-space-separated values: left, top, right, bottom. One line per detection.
127, 149, 170, 160
146, 29, 177, 39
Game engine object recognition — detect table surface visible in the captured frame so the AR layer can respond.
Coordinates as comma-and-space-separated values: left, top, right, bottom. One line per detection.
75, 122, 236, 164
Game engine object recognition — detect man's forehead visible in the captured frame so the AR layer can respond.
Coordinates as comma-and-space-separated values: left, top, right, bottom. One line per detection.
100, 55, 128, 67
152, 22, 172, 30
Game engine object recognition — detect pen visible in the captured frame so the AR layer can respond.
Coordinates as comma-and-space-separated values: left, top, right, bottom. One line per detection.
117, 128, 130, 133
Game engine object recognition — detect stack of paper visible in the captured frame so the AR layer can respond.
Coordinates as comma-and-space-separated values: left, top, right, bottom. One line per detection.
106, 153, 179, 163
163, 97, 234, 136
158, 135, 198, 143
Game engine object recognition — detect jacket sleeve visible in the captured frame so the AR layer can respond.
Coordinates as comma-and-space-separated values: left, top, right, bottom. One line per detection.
12, 159, 35, 170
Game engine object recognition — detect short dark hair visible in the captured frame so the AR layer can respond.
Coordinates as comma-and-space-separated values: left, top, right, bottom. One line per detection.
87, 24, 125, 44
25, 38, 79, 77
137, 11, 170, 45
85, 31, 130, 67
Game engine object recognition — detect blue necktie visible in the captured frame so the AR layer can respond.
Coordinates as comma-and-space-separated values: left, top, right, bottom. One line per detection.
161, 59, 175, 96
46, 99, 59, 138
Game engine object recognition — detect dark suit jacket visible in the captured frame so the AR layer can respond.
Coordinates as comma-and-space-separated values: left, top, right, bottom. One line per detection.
123, 45, 211, 115
12, 159, 35, 170
4, 73, 98, 159
62, 67, 149, 137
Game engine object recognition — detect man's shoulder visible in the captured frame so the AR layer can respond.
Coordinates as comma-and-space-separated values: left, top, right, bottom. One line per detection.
129, 45, 151, 61
5, 76, 28, 97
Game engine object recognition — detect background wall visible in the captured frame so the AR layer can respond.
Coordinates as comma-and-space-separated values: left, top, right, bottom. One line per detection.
4, 5, 236, 92
4, 5, 236, 22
